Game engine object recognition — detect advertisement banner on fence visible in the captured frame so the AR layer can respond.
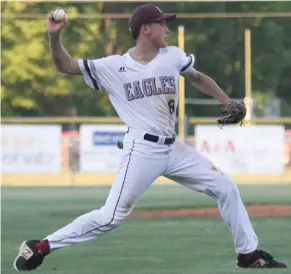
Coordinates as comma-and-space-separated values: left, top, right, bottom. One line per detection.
80, 124, 127, 172
195, 125, 285, 174
1, 125, 61, 173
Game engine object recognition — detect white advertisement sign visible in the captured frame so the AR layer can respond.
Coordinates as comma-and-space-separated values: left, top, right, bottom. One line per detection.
195, 125, 284, 174
80, 124, 127, 172
1, 125, 61, 173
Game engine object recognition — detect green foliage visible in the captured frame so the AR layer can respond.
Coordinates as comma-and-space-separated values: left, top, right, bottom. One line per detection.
1, 2, 291, 117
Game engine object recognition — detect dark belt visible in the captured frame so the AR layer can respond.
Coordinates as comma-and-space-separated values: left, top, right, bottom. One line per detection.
144, 133, 175, 145
126, 128, 176, 145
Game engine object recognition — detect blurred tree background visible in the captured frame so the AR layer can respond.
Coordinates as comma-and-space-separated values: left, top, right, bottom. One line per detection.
1, 1, 291, 118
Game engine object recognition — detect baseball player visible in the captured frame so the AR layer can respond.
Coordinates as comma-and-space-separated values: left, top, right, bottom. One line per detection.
14, 4, 286, 271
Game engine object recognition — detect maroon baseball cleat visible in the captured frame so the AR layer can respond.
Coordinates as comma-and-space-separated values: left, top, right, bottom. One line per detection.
13, 240, 50, 271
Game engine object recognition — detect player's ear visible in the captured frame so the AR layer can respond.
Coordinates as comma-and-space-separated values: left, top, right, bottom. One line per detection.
142, 24, 151, 36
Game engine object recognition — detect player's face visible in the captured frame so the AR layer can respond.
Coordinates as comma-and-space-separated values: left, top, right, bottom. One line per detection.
147, 21, 170, 48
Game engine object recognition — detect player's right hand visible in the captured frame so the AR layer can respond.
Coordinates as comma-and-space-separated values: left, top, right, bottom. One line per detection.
47, 9, 67, 35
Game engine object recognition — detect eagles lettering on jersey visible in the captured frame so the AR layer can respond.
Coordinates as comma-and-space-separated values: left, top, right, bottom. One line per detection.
77, 46, 195, 135
123, 76, 176, 101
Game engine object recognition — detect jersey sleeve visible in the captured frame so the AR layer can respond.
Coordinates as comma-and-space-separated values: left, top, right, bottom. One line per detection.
170, 46, 195, 74
180, 52, 195, 73
78, 57, 110, 92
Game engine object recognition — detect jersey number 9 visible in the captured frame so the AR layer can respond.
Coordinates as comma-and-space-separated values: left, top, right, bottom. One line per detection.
168, 99, 175, 115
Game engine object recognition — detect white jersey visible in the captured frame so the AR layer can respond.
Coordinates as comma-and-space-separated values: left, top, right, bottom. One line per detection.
78, 46, 195, 136
43, 48, 257, 259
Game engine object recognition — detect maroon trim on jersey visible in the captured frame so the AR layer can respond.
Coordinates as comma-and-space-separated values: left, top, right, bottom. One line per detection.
83, 60, 99, 89
181, 56, 193, 72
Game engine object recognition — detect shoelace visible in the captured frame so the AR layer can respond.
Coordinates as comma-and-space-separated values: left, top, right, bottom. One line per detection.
258, 250, 277, 265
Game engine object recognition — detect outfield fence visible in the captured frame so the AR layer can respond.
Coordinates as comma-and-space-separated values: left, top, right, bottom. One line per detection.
1, 117, 291, 186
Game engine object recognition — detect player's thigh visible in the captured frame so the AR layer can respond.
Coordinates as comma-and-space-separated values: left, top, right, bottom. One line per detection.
104, 137, 168, 213
164, 140, 232, 195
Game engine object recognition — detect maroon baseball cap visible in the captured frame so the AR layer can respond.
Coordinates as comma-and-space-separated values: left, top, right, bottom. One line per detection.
128, 4, 176, 31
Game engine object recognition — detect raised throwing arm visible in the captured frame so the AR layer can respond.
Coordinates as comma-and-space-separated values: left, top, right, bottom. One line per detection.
47, 10, 81, 75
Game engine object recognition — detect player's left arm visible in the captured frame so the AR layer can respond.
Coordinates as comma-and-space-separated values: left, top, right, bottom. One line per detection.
182, 67, 230, 105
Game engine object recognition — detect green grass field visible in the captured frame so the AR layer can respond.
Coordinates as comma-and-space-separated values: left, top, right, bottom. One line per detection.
2, 184, 291, 274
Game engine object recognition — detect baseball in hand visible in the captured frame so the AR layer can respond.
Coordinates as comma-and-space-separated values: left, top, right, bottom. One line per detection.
53, 8, 66, 22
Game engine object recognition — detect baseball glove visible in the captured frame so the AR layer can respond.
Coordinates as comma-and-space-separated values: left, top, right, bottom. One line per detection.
217, 100, 247, 127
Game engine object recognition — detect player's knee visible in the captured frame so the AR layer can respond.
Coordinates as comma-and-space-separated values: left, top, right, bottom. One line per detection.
108, 217, 122, 229
109, 208, 131, 229
99, 207, 127, 230
218, 177, 240, 200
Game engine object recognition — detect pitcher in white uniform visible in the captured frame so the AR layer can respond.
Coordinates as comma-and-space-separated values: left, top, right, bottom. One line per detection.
13, 4, 286, 271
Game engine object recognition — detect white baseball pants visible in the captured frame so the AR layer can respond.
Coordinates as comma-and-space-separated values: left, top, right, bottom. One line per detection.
45, 128, 258, 254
